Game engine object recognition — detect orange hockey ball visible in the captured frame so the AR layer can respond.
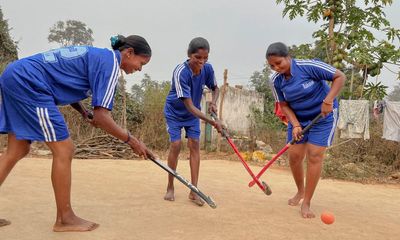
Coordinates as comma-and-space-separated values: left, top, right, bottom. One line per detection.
321, 212, 335, 225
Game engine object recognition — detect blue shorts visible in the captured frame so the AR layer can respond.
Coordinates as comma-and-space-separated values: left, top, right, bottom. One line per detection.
287, 109, 338, 147
166, 118, 200, 142
0, 85, 69, 142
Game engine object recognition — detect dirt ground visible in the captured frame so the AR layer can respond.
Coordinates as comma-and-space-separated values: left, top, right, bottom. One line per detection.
1, 157, 399, 240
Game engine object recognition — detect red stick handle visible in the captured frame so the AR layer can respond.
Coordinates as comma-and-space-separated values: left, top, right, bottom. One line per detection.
248, 113, 323, 187
210, 112, 266, 191
226, 137, 266, 191
248, 144, 290, 187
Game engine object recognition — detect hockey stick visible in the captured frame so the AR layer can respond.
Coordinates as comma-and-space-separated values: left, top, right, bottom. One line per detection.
149, 156, 217, 209
248, 113, 323, 188
211, 112, 271, 195
87, 112, 216, 208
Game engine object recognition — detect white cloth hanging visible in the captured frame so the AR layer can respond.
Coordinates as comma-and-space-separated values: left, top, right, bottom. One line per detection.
382, 101, 400, 142
337, 100, 370, 140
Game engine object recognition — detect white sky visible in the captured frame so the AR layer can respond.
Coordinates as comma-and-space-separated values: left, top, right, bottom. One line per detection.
1, 0, 399, 91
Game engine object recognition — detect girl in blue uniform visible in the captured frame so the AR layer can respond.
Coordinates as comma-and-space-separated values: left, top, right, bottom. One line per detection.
163, 37, 222, 206
267, 42, 345, 218
0, 35, 154, 231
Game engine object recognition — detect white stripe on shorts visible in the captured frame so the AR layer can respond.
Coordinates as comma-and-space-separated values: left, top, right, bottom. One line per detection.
44, 108, 57, 141
36, 107, 50, 141
327, 108, 338, 146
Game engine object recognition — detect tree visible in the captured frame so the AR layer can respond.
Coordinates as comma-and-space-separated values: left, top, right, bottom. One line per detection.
48, 20, 94, 46
249, 65, 285, 130
129, 74, 171, 148
276, 0, 400, 97
363, 81, 388, 100
250, 66, 272, 94
288, 43, 365, 99
0, 7, 18, 72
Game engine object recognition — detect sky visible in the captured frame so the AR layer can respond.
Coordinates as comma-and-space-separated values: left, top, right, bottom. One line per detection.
1, 0, 399, 92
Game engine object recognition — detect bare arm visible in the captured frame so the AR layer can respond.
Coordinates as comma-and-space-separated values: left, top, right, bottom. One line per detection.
321, 69, 346, 117
208, 86, 220, 113
279, 101, 303, 141
70, 102, 91, 118
279, 102, 300, 127
182, 98, 222, 132
91, 107, 154, 159
323, 69, 346, 103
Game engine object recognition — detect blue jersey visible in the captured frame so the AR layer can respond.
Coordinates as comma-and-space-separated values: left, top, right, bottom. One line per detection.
0, 46, 121, 109
164, 61, 217, 123
271, 59, 337, 122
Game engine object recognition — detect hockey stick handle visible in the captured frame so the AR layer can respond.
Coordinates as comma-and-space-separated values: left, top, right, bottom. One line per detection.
289, 113, 323, 144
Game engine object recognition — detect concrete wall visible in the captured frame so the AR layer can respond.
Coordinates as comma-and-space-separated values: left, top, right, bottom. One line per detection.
201, 86, 264, 135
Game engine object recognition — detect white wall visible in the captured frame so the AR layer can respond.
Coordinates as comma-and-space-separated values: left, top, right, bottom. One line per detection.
201, 86, 264, 135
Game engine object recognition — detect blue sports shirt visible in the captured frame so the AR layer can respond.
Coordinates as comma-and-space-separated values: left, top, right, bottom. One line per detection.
271, 59, 337, 122
164, 61, 217, 123
0, 46, 121, 109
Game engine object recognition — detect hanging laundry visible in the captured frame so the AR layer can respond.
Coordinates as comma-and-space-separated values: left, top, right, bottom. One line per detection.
373, 100, 386, 118
382, 101, 400, 142
337, 100, 370, 140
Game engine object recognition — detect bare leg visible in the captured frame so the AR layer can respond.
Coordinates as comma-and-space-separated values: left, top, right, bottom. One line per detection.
0, 134, 30, 227
301, 143, 326, 218
187, 138, 204, 206
46, 138, 98, 232
164, 140, 181, 201
287, 144, 306, 206
0, 134, 30, 186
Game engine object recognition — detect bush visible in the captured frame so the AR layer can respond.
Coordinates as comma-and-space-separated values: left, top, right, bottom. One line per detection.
324, 117, 400, 182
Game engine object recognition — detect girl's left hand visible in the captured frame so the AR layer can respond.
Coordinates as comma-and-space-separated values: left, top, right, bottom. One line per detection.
321, 101, 333, 117
82, 111, 98, 127
208, 102, 218, 114
292, 125, 303, 142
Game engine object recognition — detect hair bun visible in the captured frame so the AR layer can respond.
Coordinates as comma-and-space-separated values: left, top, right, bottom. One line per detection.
110, 36, 119, 50
110, 35, 126, 50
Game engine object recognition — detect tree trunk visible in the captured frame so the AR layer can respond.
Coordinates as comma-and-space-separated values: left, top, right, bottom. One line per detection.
349, 67, 354, 100
328, 14, 336, 52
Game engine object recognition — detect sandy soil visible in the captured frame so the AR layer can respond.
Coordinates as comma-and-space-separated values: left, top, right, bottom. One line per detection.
1, 158, 399, 240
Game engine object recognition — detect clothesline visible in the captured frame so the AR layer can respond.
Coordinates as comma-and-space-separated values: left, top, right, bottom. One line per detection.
337, 100, 400, 143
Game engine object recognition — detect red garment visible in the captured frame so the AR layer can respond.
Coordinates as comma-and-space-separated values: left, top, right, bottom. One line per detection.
274, 102, 288, 125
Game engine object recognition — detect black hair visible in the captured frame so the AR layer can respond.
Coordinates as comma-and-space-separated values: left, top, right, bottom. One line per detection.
110, 35, 152, 57
187, 37, 210, 55
266, 42, 289, 58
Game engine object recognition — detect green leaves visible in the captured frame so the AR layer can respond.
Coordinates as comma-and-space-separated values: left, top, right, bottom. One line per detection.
48, 20, 94, 47
363, 81, 388, 100
307, 2, 324, 23
0, 7, 18, 73
385, 27, 400, 42
276, 0, 400, 88
281, 0, 307, 20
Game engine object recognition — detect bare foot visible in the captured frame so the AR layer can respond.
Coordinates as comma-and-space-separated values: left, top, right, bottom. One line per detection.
301, 202, 315, 218
288, 191, 304, 206
53, 215, 99, 232
164, 188, 175, 201
0, 219, 11, 227
188, 192, 204, 207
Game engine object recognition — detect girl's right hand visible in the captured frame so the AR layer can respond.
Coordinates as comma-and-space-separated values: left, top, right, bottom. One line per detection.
128, 137, 153, 159
292, 125, 303, 142
212, 120, 224, 133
